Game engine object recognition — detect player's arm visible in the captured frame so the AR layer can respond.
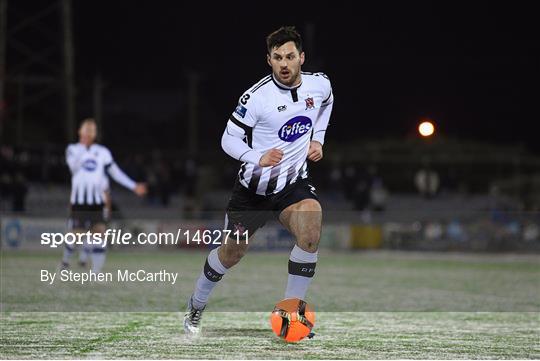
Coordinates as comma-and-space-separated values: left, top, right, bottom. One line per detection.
309, 76, 334, 162
65, 145, 84, 174
103, 149, 147, 196
222, 93, 283, 167
222, 116, 262, 165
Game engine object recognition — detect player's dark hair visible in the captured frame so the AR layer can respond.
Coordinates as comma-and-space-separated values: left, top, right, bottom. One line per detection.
266, 26, 303, 54
79, 118, 96, 127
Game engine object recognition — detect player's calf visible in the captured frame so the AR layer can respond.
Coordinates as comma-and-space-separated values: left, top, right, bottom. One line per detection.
190, 239, 249, 308
280, 199, 322, 300
190, 246, 228, 310
218, 237, 249, 268
285, 245, 318, 300
184, 246, 229, 334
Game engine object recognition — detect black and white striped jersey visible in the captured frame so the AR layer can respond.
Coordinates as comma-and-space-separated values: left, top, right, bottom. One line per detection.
222, 72, 334, 196
66, 143, 136, 205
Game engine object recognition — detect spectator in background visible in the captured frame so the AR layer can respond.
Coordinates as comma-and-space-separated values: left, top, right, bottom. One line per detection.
154, 158, 172, 206
326, 162, 343, 201
329, 163, 341, 188
343, 165, 358, 200
447, 219, 467, 243
184, 158, 197, 198
183, 157, 198, 216
0, 146, 16, 205
124, 153, 147, 183
342, 165, 370, 210
0, 173, 12, 210
0, 146, 15, 174
370, 177, 388, 211
424, 221, 444, 242
347, 164, 388, 211
11, 172, 28, 212
414, 167, 440, 198
522, 222, 540, 243
0, 146, 29, 212
367, 165, 388, 211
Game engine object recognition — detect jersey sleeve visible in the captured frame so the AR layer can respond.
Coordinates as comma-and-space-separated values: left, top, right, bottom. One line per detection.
230, 91, 259, 127
222, 91, 263, 165
101, 146, 114, 166
106, 163, 136, 191
65, 144, 83, 174
312, 75, 334, 145
320, 73, 334, 106
102, 146, 137, 191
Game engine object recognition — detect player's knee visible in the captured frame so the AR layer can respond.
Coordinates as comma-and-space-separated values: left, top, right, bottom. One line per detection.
298, 200, 322, 250
297, 199, 322, 213
297, 230, 321, 252
92, 223, 106, 234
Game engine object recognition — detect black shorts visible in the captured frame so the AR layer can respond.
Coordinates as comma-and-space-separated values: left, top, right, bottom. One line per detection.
225, 177, 319, 236
69, 204, 105, 230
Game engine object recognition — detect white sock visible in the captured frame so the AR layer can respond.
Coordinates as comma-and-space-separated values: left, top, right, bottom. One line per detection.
285, 245, 318, 300
91, 248, 106, 273
192, 247, 228, 309
62, 245, 74, 264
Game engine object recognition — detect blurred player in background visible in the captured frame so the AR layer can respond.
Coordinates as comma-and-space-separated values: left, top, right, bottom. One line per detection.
62, 118, 147, 272
184, 26, 334, 334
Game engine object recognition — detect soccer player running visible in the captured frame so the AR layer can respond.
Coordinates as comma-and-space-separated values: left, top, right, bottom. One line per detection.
61, 118, 147, 272
184, 26, 333, 334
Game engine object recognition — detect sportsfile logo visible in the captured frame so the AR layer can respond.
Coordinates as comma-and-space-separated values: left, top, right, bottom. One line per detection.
278, 116, 312, 142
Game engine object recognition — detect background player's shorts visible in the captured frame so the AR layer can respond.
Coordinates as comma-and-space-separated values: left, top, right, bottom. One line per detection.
225, 177, 319, 237
68, 204, 106, 230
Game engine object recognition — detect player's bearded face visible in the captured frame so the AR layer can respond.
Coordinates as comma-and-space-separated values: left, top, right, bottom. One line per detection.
267, 41, 305, 87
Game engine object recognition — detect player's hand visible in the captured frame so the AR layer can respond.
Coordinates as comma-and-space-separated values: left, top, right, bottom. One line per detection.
134, 183, 147, 197
308, 141, 323, 162
259, 148, 283, 167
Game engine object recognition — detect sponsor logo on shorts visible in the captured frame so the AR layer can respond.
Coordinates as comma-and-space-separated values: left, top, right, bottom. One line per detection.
278, 116, 312, 142
234, 222, 246, 234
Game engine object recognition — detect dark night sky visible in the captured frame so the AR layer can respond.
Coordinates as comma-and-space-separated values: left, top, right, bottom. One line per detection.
11, 2, 540, 153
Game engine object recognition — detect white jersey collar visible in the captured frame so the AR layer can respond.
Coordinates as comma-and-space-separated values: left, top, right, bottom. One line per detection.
271, 73, 303, 90
79, 142, 95, 150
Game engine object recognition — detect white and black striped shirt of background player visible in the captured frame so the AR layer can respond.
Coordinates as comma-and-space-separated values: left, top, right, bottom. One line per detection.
221, 71, 333, 195
66, 142, 137, 206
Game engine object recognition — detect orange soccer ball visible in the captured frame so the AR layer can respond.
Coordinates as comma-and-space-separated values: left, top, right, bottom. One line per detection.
270, 298, 315, 342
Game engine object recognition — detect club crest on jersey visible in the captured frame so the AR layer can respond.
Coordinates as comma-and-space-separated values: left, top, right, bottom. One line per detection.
278, 116, 312, 142
82, 159, 97, 171
305, 97, 315, 110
